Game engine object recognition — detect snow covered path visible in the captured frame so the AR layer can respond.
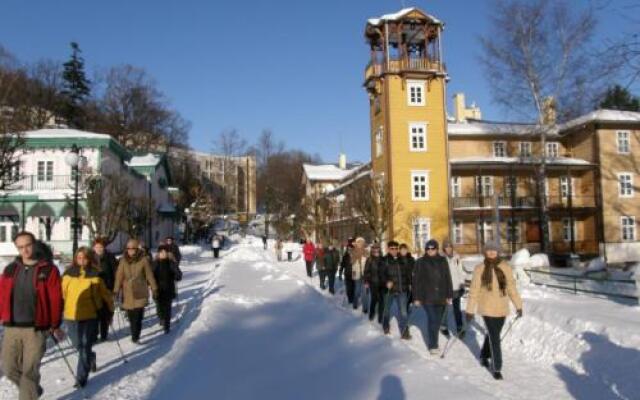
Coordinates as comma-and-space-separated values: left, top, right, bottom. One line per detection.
1, 238, 638, 399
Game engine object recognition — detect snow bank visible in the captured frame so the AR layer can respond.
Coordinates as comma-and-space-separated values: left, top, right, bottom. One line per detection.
529, 253, 550, 269
586, 257, 606, 272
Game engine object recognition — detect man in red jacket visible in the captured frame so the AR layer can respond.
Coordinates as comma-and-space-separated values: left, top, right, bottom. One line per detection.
302, 239, 316, 278
0, 231, 63, 400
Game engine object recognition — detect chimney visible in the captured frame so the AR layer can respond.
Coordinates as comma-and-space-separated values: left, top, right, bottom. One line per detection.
453, 93, 466, 122
338, 153, 347, 169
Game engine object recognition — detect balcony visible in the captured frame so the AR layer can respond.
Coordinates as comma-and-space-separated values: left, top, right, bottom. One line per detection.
365, 58, 444, 81
1, 175, 81, 192
452, 195, 595, 210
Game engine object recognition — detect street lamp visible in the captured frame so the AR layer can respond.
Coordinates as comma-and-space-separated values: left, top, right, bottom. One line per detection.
65, 144, 80, 255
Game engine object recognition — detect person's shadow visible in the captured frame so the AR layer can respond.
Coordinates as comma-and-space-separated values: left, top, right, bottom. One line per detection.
376, 375, 406, 400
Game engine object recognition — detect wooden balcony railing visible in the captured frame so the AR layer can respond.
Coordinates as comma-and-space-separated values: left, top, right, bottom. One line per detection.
365, 58, 444, 80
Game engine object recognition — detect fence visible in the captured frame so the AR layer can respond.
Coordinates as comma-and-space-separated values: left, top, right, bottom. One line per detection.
525, 268, 638, 300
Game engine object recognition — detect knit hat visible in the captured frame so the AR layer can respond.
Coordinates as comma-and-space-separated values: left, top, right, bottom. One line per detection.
425, 239, 439, 250
483, 241, 500, 253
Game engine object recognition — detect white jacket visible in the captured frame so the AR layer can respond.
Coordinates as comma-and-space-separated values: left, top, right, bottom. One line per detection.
445, 253, 465, 290
352, 256, 367, 280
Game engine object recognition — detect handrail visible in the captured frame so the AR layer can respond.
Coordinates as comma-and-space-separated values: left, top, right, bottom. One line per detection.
524, 268, 637, 300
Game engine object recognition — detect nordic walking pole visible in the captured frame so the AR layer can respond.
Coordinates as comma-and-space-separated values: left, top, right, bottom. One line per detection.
50, 333, 81, 388
500, 315, 522, 341
109, 320, 128, 364
441, 323, 469, 359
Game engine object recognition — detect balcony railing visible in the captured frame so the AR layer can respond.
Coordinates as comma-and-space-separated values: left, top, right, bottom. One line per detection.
1, 175, 78, 191
365, 58, 444, 80
452, 195, 595, 210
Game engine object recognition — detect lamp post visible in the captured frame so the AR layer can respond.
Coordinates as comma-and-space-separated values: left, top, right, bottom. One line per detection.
65, 144, 80, 255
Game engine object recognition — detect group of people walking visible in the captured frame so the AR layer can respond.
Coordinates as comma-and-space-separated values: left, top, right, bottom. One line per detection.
0, 231, 183, 399
302, 236, 523, 380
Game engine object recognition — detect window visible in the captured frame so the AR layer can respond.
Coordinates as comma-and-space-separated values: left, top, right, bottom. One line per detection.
621, 216, 636, 241
618, 173, 634, 197
507, 219, 521, 243
37, 161, 53, 182
493, 141, 506, 157
407, 81, 425, 106
560, 176, 574, 199
504, 176, 516, 198
478, 220, 494, 243
409, 123, 427, 151
9, 163, 20, 181
519, 142, 532, 157
375, 127, 383, 157
475, 176, 494, 196
411, 171, 429, 201
451, 176, 461, 198
546, 142, 560, 158
413, 217, 431, 250
617, 131, 630, 154
562, 218, 577, 242
453, 221, 463, 244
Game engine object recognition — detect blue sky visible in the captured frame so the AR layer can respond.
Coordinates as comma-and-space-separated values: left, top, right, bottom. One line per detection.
0, 0, 636, 163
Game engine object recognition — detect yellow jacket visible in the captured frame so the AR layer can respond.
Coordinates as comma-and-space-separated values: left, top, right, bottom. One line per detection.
465, 260, 523, 318
62, 266, 114, 321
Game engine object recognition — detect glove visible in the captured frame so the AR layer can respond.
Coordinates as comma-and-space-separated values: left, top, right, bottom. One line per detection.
465, 313, 474, 322
516, 309, 523, 318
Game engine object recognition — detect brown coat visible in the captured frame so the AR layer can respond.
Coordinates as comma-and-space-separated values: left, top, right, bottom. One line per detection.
465, 260, 523, 318
114, 252, 158, 310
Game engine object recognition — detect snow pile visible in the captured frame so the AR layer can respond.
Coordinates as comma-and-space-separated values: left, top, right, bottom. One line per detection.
586, 257, 606, 273
510, 249, 532, 285
529, 253, 550, 269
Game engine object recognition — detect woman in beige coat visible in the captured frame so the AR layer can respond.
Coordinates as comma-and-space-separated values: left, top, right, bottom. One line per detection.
114, 239, 158, 344
465, 241, 522, 380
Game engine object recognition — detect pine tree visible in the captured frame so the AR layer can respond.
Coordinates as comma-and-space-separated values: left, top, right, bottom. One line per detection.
599, 85, 640, 111
61, 42, 91, 128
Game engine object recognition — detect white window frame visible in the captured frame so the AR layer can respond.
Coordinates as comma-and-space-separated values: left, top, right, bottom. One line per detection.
493, 141, 507, 157
617, 130, 631, 154
618, 172, 634, 198
409, 122, 427, 152
451, 176, 461, 198
562, 218, 577, 242
453, 221, 463, 244
375, 126, 383, 158
506, 219, 521, 243
475, 176, 494, 196
407, 80, 425, 106
411, 171, 429, 201
546, 142, 560, 158
412, 217, 431, 250
519, 142, 532, 157
37, 161, 54, 182
560, 176, 575, 199
477, 220, 494, 243
621, 216, 636, 241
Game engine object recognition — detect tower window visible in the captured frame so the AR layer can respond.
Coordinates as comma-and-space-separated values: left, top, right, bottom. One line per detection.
621, 216, 636, 241
617, 131, 630, 154
409, 123, 427, 151
411, 171, 429, 201
375, 126, 383, 157
618, 173, 634, 197
407, 81, 425, 106
412, 217, 431, 250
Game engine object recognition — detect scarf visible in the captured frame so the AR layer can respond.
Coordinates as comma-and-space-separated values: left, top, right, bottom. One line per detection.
481, 257, 507, 295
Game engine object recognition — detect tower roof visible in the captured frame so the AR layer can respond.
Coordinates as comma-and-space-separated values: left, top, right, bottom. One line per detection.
367, 7, 442, 27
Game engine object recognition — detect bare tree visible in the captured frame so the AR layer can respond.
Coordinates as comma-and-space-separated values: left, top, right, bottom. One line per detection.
213, 129, 247, 215
123, 195, 156, 240
84, 174, 131, 244
479, 0, 619, 252
347, 176, 402, 244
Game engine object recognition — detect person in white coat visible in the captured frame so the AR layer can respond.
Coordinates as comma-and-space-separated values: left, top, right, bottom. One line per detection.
211, 235, 221, 259
442, 240, 466, 337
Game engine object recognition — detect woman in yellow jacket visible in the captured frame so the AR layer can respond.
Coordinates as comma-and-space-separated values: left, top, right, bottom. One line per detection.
465, 241, 522, 380
62, 247, 114, 388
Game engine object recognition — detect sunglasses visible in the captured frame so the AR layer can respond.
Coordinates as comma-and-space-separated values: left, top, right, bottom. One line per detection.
427, 247, 437, 251
389, 247, 399, 250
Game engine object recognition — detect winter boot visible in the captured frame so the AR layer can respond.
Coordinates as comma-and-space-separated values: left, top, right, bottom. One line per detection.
480, 358, 490, 368
429, 348, 440, 356
383, 327, 390, 335
401, 330, 412, 340
493, 371, 503, 380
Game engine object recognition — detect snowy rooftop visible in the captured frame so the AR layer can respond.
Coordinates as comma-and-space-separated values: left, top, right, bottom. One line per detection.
560, 109, 640, 132
22, 128, 113, 140
447, 121, 557, 137
367, 7, 442, 26
127, 153, 162, 167
451, 156, 593, 166
303, 164, 357, 182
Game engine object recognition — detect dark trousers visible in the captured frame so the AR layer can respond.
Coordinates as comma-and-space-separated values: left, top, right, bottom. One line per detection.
318, 269, 327, 289
127, 308, 145, 342
481, 316, 506, 372
345, 277, 355, 304
424, 304, 446, 350
369, 287, 385, 323
441, 290, 464, 333
98, 309, 114, 341
327, 269, 337, 294
305, 261, 313, 278
156, 295, 173, 332
213, 248, 220, 258
66, 319, 98, 384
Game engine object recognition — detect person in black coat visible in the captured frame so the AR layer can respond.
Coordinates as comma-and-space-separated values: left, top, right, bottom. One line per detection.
399, 243, 415, 314
363, 244, 385, 323
412, 239, 453, 354
382, 241, 412, 338
323, 242, 340, 294
93, 238, 118, 341
165, 237, 182, 266
153, 244, 183, 333
340, 246, 354, 304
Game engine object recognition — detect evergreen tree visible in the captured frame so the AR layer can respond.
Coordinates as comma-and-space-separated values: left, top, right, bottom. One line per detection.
61, 42, 91, 128
599, 85, 640, 111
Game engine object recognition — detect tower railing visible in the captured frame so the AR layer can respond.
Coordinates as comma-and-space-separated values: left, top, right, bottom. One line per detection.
365, 57, 445, 80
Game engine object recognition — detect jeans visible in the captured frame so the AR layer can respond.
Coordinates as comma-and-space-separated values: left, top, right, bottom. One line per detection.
424, 304, 446, 349
305, 261, 314, 278
383, 292, 408, 333
352, 279, 364, 309
1, 327, 46, 400
318, 269, 326, 289
127, 308, 145, 342
481, 316, 506, 372
345, 277, 355, 304
327, 269, 336, 294
66, 319, 99, 384
361, 285, 370, 313
98, 309, 114, 341
441, 289, 464, 333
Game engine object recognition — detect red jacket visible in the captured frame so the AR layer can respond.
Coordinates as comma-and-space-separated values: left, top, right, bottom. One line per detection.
303, 243, 316, 262
0, 259, 63, 330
